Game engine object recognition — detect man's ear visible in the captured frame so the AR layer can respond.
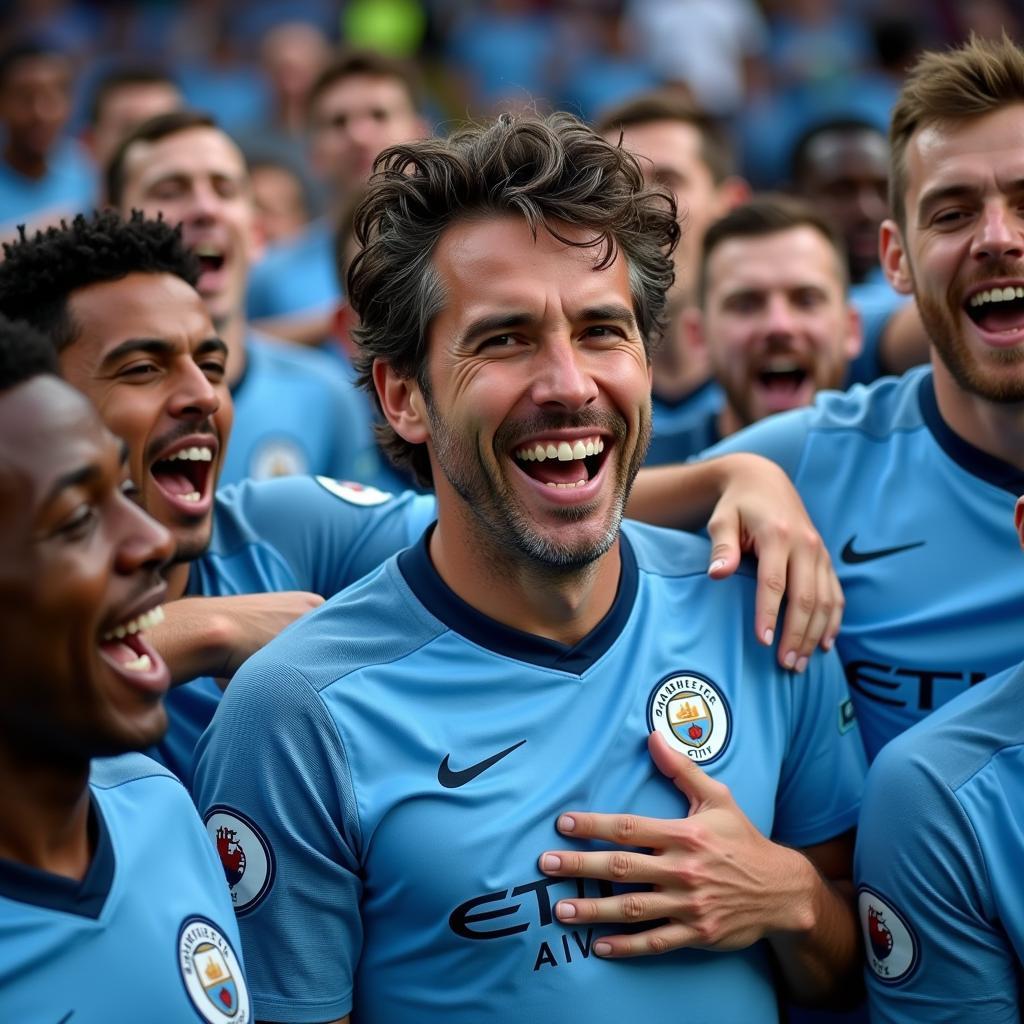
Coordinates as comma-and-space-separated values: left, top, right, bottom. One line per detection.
843, 302, 863, 361
880, 219, 914, 295
373, 358, 429, 444
680, 304, 707, 359
1015, 495, 1024, 551
332, 301, 359, 361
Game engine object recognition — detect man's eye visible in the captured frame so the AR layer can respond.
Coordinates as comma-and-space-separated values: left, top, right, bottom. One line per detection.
933, 209, 968, 226
201, 361, 227, 381
480, 334, 517, 350
120, 478, 141, 500
120, 363, 159, 379
58, 505, 97, 540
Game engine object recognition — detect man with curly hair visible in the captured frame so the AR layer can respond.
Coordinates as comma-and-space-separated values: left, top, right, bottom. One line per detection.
194, 112, 865, 1024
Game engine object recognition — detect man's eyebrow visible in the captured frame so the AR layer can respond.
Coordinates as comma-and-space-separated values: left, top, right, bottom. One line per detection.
459, 312, 535, 346
578, 304, 638, 330
42, 462, 101, 508
98, 336, 228, 370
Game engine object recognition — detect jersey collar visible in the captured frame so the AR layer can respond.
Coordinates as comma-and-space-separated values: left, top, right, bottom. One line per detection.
0, 795, 113, 918
397, 527, 639, 675
918, 371, 1024, 495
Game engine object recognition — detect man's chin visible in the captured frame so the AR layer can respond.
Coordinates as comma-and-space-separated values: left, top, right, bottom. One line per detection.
171, 530, 214, 567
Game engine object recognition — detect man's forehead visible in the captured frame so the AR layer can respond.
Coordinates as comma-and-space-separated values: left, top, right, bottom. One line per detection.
125, 127, 247, 189
709, 228, 842, 291
320, 73, 414, 113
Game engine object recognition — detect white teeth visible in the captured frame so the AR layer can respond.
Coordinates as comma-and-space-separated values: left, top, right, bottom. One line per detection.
165, 446, 213, 462
101, 604, 165, 643
515, 436, 604, 463
969, 286, 1024, 307
122, 654, 153, 673
182, 491, 202, 503
544, 479, 588, 488
194, 244, 221, 258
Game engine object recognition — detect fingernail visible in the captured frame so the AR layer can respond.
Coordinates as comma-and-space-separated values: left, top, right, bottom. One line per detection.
558, 814, 576, 833
783, 650, 797, 670
541, 854, 560, 871
796, 655, 809, 674
762, 627, 774, 646
594, 941, 612, 957
556, 902, 576, 920
708, 559, 727, 574
822, 635, 835, 651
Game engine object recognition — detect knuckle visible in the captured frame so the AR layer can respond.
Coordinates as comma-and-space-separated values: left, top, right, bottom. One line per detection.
693, 918, 719, 945
645, 933, 673, 956
612, 814, 641, 843
608, 853, 634, 880
796, 591, 817, 615
762, 573, 786, 596
801, 529, 822, 552
621, 894, 647, 921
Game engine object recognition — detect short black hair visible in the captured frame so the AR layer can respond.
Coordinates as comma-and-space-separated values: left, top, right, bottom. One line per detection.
0, 40, 67, 90
106, 109, 219, 208
308, 48, 422, 122
0, 210, 199, 351
789, 117, 886, 188
86, 63, 180, 127
0, 315, 60, 394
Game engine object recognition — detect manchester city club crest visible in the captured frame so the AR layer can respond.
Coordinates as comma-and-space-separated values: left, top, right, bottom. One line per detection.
204, 806, 275, 915
858, 887, 919, 984
316, 475, 393, 506
178, 916, 251, 1023
647, 671, 731, 764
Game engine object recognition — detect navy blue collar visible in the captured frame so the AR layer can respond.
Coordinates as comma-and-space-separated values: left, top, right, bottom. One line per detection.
918, 372, 1024, 495
397, 528, 638, 674
652, 376, 717, 412
0, 796, 113, 918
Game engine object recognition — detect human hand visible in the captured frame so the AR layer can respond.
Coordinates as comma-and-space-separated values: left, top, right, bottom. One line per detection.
538, 732, 812, 957
704, 454, 843, 671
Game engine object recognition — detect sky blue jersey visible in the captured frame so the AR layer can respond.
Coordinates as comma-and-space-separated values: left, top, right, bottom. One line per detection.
150, 475, 437, 782
193, 522, 865, 1024
855, 661, 1024, 1023
222, 331, 387, 487
702, 366, 1024, 760
645, 379, 724, 466
0, 754, 251, 1024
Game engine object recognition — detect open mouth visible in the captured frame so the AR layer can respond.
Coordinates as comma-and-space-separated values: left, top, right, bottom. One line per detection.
965, 285, 1024, 335
755, 358, 809, 397
512, 435, 608, 489
97, 603, 170, 694
194, 244, 226, 277
150, 444, 214, 508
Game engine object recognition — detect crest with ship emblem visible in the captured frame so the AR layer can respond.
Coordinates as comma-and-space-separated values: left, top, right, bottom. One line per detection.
647, 671, 731, 764
178, 916, 251, 1022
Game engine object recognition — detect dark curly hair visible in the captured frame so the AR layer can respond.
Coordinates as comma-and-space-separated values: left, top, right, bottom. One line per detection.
348, 110, 679, 488
0, 315, 59, 393
0, 210, 199, 351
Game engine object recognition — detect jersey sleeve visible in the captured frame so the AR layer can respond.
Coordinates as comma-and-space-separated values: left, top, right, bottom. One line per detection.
229, 476, 436, 597
192, 657, 363, 1023
771, 648, 867, 848
695, 406, 813, 479
854, 744, 1017, 1023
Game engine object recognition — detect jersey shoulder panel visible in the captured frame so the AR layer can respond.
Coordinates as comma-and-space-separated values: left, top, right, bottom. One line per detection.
623, 520, 755, 583
88, 752, 180, 789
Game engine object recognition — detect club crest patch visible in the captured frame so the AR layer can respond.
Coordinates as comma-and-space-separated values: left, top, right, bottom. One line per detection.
178, 916, 251, 1022
204, 806, 275, 916
648, 671, 731, 764
250, 438, 307, 479
858, 887, 919, 984
315, 475, 393, 506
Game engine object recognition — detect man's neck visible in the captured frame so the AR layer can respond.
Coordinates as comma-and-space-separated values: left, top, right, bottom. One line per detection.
931, 353, 1024, 470
219, 308, 248, 388
428, 512, 623, 648
0, 741, 92, 879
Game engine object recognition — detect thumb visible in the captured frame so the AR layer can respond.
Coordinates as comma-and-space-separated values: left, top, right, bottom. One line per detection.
706, 511, 741, 579
648, 732, 720, 813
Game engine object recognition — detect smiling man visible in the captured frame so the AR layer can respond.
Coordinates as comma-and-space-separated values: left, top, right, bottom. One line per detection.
0, 317, 251, 1023
668, 194, 862, 456
193, 112, 865, 1024
106, 109, 387, 486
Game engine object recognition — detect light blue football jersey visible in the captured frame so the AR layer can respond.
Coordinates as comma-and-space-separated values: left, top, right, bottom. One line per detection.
222, 331, 386, 487
645, 380, 724, 466
151, 475, 437, 782
854, 661, 1024, 1023
0, 754, 251, 1024
193, 522, 866, 1024
702, 366, 1024, 760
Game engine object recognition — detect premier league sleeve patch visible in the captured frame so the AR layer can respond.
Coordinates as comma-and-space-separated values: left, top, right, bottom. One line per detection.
316, 475, 393, 506
204, 806, 276, 916
178, 916, 251, 1022
647, 671, 731, 765
858, 886, 919, 984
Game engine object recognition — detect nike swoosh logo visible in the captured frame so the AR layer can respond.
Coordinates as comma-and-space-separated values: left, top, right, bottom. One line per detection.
438, 740, 527, 789
841, 536, 925, 564
56, 1014, 74, 1024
